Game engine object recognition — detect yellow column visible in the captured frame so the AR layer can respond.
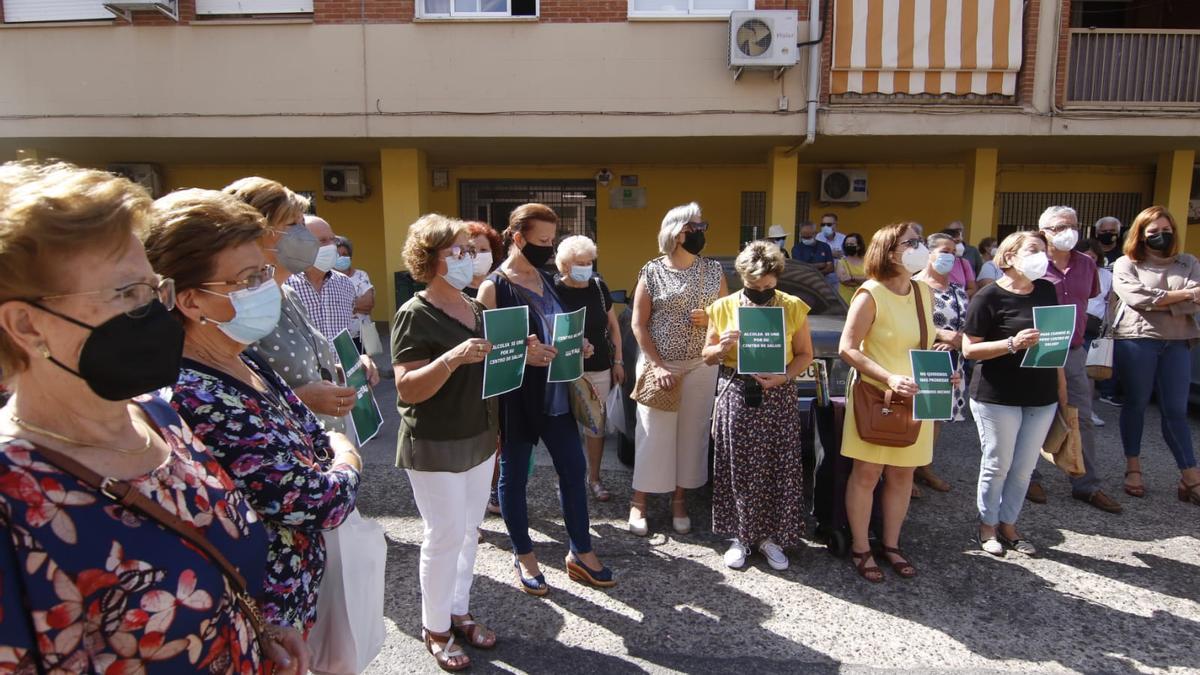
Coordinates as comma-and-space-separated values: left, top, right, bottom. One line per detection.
962, 148, 998, 243
766, 147, 799, 241
380, 148, 429, 317
1152, 149, 1195, 254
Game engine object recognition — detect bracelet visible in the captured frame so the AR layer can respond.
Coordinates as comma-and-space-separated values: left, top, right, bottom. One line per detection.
438, 356, 453, 375
1007, 336, 1017, 354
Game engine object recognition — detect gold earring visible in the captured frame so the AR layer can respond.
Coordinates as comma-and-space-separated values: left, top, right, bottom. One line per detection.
37, 344, 51, 359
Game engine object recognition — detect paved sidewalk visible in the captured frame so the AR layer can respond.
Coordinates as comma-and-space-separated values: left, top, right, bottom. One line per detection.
357, 385, 1200, 673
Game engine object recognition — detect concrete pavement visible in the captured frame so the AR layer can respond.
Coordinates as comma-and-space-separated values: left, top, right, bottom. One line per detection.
355, 384, 1200, 674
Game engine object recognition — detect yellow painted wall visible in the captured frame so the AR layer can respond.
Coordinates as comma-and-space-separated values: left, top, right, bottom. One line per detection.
157, 165, 389, 321
795, 165, 968, 241
996, 165, 1155, 195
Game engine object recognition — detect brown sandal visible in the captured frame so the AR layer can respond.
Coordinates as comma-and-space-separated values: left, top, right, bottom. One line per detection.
452, 614, 497, 650
850, 549, 884, 583
882, 546, 917, 579
1178, 481, 1200, 506
1124, 470, 1145, 498
915, 468, 952, 493
423, 628, 470, 672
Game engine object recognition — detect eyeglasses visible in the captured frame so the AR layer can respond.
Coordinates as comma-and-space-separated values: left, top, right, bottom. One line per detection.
1041, 223, 1076, 234
442, 245, 478, 261
199, 264, 276, 292
686, 221, 709, 232
40, 276, 176, 318
896, 238, 924, 250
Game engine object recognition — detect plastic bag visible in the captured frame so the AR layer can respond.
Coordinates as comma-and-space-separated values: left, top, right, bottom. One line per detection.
605, 383, 625, 436
309, 510, 388, 675
359, 318, 385, 358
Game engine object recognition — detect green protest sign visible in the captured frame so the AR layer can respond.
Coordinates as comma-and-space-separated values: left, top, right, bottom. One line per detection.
482, 306, 529, 398
1021, 304, 1076, 369
331, 330, 384, 445
547, 307, 586, 383
737, 306, 787, 375
909, 349, 955, 421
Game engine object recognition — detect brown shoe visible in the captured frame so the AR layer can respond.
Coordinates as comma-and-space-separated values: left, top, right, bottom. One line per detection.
915, 467, 952, 493
1072, 490, 1123, 514
1025, 482, 1047, 504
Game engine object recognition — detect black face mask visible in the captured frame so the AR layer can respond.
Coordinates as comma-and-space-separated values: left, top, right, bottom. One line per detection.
520, 242, 555, 268
844, 245, 860, 256
1097, 232, 1118, 246
681, 230, 706, 255
743, 287, 776, 305
32, 299, 185, 401
1145, 231, 1174, 253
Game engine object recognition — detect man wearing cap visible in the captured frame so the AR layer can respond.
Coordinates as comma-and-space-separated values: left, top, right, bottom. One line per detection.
767, 224, 791, 258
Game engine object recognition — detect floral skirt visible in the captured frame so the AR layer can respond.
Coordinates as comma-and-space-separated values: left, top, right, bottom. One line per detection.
711, 372, 806, 548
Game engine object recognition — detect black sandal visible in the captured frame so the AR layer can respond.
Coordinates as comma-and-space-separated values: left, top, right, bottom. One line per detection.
850, 549, 884, 583
881, 546, 917, 579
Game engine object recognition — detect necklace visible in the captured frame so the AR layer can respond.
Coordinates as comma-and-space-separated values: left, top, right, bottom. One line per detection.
10, 414, 154, 455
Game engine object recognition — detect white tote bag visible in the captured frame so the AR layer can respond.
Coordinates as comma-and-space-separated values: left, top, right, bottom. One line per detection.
604, 383, 625, 436
359, 317, 385, 358
1086, 337, 1114, 381
310, 510, 388, 675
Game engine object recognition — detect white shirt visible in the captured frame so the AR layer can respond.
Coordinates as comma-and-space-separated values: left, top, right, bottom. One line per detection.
978, 261, 1002, 282
819, 230, 846, 257
1087, 267, 1112, 320
347, 268, 374, 336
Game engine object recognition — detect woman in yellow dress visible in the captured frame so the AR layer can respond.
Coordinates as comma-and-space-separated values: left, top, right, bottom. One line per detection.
838, 221, 956, 583
835, 232, 868, 306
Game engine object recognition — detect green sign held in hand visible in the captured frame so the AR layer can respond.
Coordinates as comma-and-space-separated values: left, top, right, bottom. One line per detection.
547, 307, 586, 383
909, 349, 955, 421
737, 306, 787, 375
331, 330, 384, 445
482, 306, 529, 398
1021, 304, 1076, 369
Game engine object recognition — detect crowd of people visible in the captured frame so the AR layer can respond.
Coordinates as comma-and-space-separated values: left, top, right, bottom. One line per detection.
1, 159, 1197, 673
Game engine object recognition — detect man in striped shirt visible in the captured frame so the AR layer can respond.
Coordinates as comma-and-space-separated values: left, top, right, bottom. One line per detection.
287, 215, 360, 348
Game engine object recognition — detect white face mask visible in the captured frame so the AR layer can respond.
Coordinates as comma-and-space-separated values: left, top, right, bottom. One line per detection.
901, 244, 930, 274
1049, 228, 1079, 252
932, 252, 956, 275
312, 244, 338, 273
1015, 251, 1050, 281
442, 255, 475, 290
569, 265, 593, 283
954, 242, 965, 257
472, 251, 493, 278
821, 224, 835, 236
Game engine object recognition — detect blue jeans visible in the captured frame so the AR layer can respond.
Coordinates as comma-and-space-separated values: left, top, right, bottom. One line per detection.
971, 400, 1058, 527
498, 413, 593, 556
1115, 339, 1196, 470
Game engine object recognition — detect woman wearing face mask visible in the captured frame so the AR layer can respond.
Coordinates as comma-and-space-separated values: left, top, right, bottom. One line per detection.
703, 241, 813, 571
333, 235, 376, 354
1110, 206, 1200, 505
940, 228, 978, 299
975, 237, 1001, 288
909, 233, 970, 497
391, 214, 502, 670
629, 201, 727, 537
962, 231, 1065, 557
477, 203, 614, 595
553, 235, 624, 502
838, 222, 947, 583
144, 189, 362, 639
465, 221, 503, 298
836, 233, 868, 306
0, 163, 307, 673
223, 177, 357, 435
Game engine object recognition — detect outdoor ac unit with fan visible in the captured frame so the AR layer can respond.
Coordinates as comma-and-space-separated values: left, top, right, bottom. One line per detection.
103, 0, 178, 21
108, 163, 163, 198
820, 169, 869, 203
729, 10, 800, 68
322, 165, 366, 198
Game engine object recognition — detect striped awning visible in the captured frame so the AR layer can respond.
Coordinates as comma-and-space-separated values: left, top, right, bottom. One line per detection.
831, 0, 1024, 97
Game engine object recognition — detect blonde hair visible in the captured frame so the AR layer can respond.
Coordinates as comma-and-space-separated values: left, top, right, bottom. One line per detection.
994, 230, 1048, 270
555, 234, 598, 271
403, 214, 466, 282
658, 202, 701, 255
0, 161, 152, 375
735, 240, 785, 283
222, 176, 310, 230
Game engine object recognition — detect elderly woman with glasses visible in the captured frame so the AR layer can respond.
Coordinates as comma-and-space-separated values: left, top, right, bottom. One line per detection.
0, 163, 306, 673
144, 189, 362, 639
628, 202, 727, 537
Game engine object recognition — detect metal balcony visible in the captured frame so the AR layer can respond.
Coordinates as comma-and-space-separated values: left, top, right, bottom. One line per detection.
1066, 28, 1200, 108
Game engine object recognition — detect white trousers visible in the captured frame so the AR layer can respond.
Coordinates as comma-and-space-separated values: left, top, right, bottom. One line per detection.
632, 358, 718, 493
405, 456, 493, 632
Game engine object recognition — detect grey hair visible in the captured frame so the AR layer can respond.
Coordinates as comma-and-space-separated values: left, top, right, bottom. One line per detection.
1095, 216, 1121, 230
1038, 205, 1078, 230
658, 201, 701, 255
555, 234, 597, 271
334, 235, 352, 255
927, 232, 955, 249
735, 240, 785, 283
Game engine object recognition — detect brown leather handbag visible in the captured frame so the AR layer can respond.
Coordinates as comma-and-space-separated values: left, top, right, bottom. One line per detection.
851, 281, 929, 448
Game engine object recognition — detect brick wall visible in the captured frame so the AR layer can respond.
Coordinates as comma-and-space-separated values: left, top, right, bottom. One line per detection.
1017, 0, 1039, 105
1054, 0, 1071, 109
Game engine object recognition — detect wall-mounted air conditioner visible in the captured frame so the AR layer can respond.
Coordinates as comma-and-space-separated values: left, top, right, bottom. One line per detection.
729, 10, 800, 69
323, 165, 367, 198
820, 169, 869, 203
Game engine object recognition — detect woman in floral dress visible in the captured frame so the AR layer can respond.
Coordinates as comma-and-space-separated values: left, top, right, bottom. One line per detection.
144, 189, 362, 634
0, 162, 304, 673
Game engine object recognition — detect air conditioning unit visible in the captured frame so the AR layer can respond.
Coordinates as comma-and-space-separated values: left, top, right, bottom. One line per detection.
108, 163, 163, 198
103, 0, 178, 21
729, 10, 800, 68
820, 169, 869, 203
322, 165, 366, 198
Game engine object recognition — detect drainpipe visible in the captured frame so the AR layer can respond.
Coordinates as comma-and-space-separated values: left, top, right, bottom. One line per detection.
787, 0, 826, 153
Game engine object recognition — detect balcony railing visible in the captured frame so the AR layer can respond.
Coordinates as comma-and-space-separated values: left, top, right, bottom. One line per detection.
1066, 28, 1200, 107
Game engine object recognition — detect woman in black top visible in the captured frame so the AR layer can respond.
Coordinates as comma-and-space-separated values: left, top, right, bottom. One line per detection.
963, 231, 1067, 559
553, 235, 624, 502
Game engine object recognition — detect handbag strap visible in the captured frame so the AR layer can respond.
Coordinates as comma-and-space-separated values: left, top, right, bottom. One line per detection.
911, 281, 929, 350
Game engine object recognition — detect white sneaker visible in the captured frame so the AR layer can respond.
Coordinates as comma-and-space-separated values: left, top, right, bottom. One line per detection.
1090, 412, 1105, 427
758, 539, 789, 571
724, 539, 749, 569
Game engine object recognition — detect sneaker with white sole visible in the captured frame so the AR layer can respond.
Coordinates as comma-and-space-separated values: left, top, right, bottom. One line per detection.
1090, 412, 1105, 427
724, 539, 749, 569
758, 539, 789, 571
